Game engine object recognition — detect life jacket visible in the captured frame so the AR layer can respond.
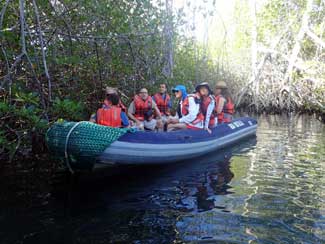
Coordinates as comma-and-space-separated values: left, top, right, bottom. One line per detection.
96, 104, 122, 127
200, 95, 213, 116
153, 93, 170, 116
181, 94, 204, 125
134, 95, 152, 121
214, 95, 235, 123
200, 95, 216, 127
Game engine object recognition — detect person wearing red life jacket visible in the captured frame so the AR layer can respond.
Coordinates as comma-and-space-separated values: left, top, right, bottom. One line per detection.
195, 82, 215, 133
152, 83, 172, 125
128, 88, 163, 131
167, 84, 204, 131
213, 81, 235, 124
91, 93, 129, 127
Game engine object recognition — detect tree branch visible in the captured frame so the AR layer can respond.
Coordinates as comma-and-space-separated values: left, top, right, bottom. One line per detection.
305, 27, 325, 48
19, 0, 26, 54
32, 0, 52, 102
283, 0, 313, 85
0, 0, 11, 31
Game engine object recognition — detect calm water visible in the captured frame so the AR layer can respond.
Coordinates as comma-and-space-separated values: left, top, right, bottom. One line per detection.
1, 114, 325, 243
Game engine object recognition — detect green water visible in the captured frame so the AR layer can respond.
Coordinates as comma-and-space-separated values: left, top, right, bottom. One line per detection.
176, 115, 325, 243
0, 114, 324, 243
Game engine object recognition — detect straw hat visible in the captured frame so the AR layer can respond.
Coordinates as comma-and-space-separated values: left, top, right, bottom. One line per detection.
215, 81, 228, 89
104, 86, 118, 95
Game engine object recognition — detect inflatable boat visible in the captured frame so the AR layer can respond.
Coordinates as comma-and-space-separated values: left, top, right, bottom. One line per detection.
46, 117, 257, 172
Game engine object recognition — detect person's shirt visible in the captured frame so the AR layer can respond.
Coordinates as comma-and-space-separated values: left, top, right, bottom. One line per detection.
152, 93, 172, 109
91, 104, 129, 127
179, 97, 200, 124
128, 99, 158, 115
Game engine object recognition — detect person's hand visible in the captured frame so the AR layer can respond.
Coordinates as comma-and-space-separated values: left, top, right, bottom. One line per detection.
205, 127, 212, 134
168, 118, 178, 124
156, 119, 163, 129
135, 120, 142, 126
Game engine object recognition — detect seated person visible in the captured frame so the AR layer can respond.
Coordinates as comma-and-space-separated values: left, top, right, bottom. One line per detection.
152, 83, 172, 124
195, 82, 215, 133
167, 84, 204, 131
128, 88, 163, 131
90, 93, 129, 128
104, 86, 127, 112
213, 81, 235, 124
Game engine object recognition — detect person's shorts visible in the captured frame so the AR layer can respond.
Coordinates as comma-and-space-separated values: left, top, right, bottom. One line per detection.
131, 119, 162, 131
143, 119, 157, 130
161, 115, 170, 124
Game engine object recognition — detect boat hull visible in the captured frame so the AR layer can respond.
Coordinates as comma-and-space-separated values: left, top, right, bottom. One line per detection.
99, 117, 257, 165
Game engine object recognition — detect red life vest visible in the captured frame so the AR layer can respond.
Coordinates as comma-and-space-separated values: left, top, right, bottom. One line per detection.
181, 94, 204, 125
200, 95, 212, 116
200, 95, 216, 127
214, 95, 235, 123
96, 105, 122, 127
153, 93, 170, 116
134, 95, 152, 121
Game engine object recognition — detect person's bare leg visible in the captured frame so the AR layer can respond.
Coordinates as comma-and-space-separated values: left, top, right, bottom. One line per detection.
167, 123, 187, 131
156, 119, 163, 131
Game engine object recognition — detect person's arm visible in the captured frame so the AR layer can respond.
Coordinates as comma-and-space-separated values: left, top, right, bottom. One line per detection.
89, 113, 97, 123
216, 97, 226, 114
152, 100, 162, 119
204, 98, 215, 129
127, 101, 140, 124
179, 97, 199, 124
120, 111, 130, 127
167, 98, 172, 109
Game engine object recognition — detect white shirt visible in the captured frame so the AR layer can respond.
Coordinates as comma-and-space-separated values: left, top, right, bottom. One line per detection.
179, 97, 203, 128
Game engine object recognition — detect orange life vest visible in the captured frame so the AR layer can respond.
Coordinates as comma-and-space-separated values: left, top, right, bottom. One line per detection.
96, 105, 122, 127
153, 93, 170, 116
214, 95, 235, 123
134, 95, 152, 121
181, 94, 204, 125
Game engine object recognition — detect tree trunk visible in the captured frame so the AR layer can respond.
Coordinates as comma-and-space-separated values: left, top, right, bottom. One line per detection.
162, 0, 174, 79
284, 0, 314, 86
250, 0, 258, 95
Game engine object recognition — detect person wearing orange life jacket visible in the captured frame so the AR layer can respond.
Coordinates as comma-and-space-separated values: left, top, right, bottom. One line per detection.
167, 84, 204, 131
213, 81, 235, 124
89, 86, 127, 122
104, 86, 127, 112
152, 83, 172, 124
91, 93, 129, 127
128, 88, 163, 131
195, 82, 215, 133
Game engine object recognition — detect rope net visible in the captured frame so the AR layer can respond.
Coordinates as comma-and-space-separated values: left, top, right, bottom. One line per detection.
46, 121, 132, 170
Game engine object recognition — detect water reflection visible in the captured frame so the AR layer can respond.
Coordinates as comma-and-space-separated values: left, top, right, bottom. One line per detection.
176, 115, 325, 243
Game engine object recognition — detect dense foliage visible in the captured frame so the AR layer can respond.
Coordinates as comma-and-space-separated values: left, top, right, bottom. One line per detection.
0, 0, 324, 163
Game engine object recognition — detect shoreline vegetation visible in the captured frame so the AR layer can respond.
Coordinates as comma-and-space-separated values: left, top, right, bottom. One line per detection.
0, 0, 324, 167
